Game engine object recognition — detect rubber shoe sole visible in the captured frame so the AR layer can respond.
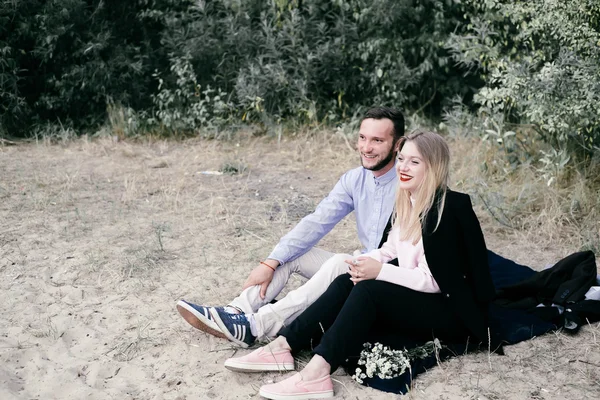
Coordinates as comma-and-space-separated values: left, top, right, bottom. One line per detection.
258, 388, 334, 400
224, 357, 294, 373
176, 300, 227, 339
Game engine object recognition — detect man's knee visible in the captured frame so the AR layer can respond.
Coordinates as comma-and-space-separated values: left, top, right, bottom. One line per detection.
294, 248, 335, 278
329, 253, 349, 265
321, 253, 351, 274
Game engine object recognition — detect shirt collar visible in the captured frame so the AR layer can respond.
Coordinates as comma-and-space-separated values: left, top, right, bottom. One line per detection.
372, 163, 397, 185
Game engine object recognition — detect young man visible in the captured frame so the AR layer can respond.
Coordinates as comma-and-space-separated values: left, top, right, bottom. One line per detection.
177, 107, 405, 347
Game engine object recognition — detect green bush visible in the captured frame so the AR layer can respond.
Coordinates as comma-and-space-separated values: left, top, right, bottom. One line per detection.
447, 0, 600, 163
1, 0, 163, 134
7, 0, 598, 172
1, 0, 476, 136
149, 0, 477, 129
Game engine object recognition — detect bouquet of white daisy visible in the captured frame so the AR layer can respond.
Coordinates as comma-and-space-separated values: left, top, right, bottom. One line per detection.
352, 339, 443, 384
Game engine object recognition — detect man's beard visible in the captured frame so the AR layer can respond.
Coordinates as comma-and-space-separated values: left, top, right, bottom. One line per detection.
361, 149, 395, 172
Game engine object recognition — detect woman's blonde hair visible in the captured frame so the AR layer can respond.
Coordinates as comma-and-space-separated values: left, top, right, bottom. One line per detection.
394, 129, 450, 244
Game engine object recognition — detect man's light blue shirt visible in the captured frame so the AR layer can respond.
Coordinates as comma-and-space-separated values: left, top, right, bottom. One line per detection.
267, 165, 398, 264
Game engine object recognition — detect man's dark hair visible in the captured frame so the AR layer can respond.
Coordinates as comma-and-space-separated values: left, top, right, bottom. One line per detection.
362, 107, 405, 141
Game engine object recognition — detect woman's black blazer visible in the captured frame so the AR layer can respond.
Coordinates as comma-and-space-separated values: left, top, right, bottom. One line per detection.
422, 189, 496, 347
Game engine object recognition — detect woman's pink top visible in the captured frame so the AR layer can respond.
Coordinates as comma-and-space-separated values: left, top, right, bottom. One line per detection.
362, 225, 441, 293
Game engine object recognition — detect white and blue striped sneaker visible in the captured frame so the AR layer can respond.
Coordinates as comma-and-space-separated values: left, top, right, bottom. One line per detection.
210, 307, 256, 348
176, 300, 227, 339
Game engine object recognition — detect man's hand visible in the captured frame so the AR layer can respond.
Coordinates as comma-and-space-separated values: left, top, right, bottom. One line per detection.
345, 256, 382, 284
242, 259, 280, 299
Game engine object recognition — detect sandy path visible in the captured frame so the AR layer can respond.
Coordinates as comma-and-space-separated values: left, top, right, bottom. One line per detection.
0, 135, 598, 399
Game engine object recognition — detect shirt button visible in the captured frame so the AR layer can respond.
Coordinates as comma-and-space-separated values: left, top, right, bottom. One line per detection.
463, 275, 467, 279
445, 293, 450, 298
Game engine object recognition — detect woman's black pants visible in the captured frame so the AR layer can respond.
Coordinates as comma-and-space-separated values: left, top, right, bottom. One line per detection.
278, 273, 471, 372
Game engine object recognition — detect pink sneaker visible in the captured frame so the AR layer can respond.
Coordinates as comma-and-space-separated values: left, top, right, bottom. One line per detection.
259, 373, 334, 400
224, 346, 295, 372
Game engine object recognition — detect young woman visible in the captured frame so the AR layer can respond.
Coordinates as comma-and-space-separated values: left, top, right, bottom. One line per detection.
223, 130, 497, 399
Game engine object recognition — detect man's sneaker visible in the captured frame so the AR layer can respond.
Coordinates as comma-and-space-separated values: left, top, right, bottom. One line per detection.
176, 300, 227, 339
224, 346, 295, 372
210, 307, 256, 348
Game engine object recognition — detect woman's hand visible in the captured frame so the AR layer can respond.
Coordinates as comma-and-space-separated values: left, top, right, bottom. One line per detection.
345, 256, 382, 284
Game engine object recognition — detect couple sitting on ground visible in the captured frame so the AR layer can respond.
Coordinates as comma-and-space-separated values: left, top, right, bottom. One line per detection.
176, 107, 497, 399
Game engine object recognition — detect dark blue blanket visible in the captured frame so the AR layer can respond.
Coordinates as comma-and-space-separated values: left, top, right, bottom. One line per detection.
345, 250, 558, 394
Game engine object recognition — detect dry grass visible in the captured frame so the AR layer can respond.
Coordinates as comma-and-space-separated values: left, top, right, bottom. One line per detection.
0, 131, 599, 399
450, 136, 600, 266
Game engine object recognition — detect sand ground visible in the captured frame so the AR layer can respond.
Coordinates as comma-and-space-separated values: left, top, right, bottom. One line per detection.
1, 134, 599, 399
